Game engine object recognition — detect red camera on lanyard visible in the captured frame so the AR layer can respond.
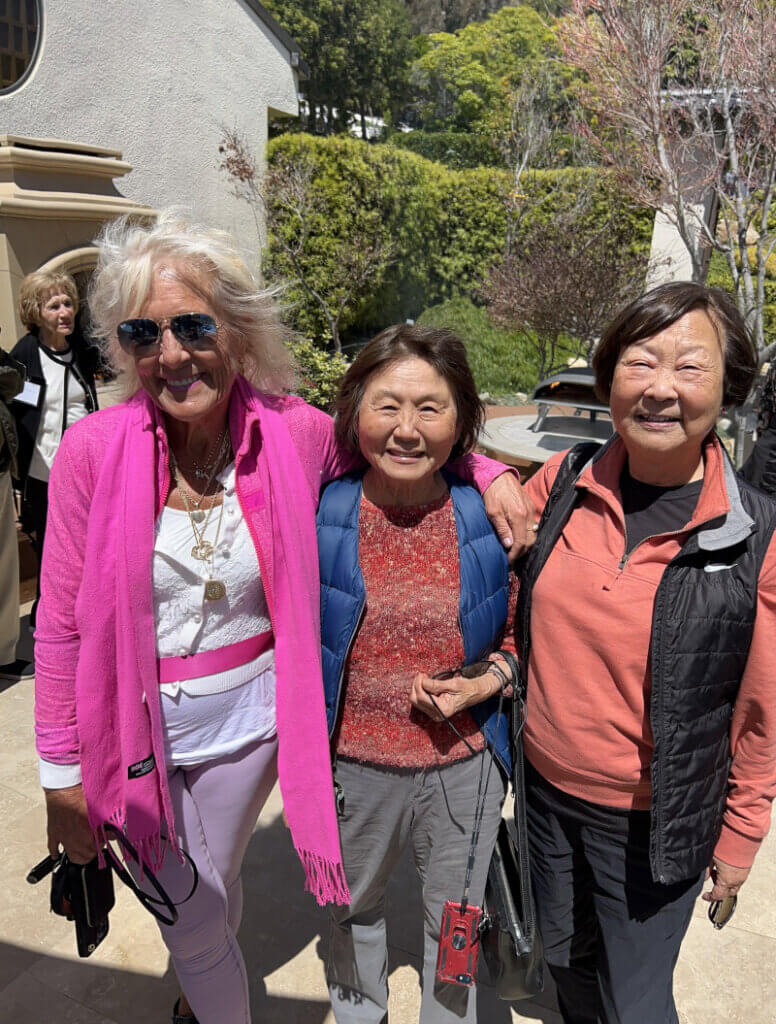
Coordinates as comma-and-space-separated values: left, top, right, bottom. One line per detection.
431, 655, 513, 991
436, 899, 483, 987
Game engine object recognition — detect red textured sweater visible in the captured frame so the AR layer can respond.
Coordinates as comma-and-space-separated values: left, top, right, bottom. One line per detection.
334, 492, 515, 769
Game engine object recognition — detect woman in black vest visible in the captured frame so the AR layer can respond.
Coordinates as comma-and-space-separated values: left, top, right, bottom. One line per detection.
10, 271, 98, 626
518, 282, 776, 1024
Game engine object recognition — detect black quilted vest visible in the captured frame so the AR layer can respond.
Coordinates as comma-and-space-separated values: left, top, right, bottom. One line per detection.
517, 438, 776, 884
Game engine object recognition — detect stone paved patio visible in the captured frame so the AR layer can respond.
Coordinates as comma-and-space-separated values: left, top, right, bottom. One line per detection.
2, 599, 774, 1024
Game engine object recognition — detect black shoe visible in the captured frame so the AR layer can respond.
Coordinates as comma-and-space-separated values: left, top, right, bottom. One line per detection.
0, 659, 34, 679
172, 998, 199, 1024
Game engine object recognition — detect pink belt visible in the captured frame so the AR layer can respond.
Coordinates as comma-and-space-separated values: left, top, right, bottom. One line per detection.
158, 631, 274, 684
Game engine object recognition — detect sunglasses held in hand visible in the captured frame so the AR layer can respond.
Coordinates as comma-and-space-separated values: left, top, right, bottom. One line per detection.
432, 661, 494, 682
708, 894, 737, 929
117, 312, 219, 354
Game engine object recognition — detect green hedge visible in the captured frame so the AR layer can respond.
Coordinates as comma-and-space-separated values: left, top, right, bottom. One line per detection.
265, 134, 653, 345
417, 297, 542, 393
389, 130, 503, 169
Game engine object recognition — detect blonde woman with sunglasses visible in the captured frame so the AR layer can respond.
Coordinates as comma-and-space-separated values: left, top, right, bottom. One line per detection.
32, 209, 533, 1024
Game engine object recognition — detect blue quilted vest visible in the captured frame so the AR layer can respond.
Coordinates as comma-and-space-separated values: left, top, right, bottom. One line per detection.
317, 470, 512, 774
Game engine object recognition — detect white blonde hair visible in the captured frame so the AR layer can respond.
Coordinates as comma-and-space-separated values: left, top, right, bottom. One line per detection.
88, 207, 296, 396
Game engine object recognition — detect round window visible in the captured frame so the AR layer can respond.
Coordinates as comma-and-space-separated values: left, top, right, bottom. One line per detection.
0, 0, 40, 93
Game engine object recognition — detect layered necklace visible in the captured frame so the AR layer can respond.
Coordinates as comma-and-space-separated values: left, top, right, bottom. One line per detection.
170, 429, 232, 602
188, 428, 229, 481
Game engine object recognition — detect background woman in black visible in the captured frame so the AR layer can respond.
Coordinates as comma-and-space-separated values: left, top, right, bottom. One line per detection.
741, 361, 776, 496
10, 271, 98, 626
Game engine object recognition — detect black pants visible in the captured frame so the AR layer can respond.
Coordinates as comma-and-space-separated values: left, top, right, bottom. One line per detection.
21, 476, 48, 627
526, 764, 702, 1024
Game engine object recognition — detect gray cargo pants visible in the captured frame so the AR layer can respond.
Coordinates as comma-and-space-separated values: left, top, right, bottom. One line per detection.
327, 754, 506, 1024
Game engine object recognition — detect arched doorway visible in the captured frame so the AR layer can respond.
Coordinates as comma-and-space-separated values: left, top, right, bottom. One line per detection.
0, 136, 155, 352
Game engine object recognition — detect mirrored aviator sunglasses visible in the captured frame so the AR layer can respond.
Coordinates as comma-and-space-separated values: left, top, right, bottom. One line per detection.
116, 312, 218, 354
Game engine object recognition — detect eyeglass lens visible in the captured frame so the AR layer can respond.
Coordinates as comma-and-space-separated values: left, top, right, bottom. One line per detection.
433, 661, 493, 682
117, 313, 217, 352
708, 895, 737, 929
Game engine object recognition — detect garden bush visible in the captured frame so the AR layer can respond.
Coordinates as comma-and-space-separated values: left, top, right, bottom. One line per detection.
417, 297, 541, 394
288, 337, 350, 411
389, 130, 503, 169
265, 134, 653, 347
706, 250, 776, 354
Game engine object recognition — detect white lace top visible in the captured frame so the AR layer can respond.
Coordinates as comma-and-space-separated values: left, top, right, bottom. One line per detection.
153, 461, 273, 694
39, 461, 277, 786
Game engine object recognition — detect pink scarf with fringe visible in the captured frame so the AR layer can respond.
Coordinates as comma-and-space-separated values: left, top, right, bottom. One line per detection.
75, 377, 350, 906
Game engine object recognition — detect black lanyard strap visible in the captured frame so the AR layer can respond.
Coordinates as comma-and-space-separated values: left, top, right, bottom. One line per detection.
103, 824, 199, 926
460, 685, 505, 912
429, 654, 526, 914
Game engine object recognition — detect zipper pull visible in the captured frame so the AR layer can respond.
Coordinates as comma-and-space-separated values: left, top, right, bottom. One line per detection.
618, 552, 628, 571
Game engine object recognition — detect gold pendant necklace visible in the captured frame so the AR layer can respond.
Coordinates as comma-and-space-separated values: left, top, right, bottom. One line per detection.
170, 444, 231, 598
203, 493, 227, 601
188, 429, 227, 481
204, 579, 227, 602
170, 432, 230, 523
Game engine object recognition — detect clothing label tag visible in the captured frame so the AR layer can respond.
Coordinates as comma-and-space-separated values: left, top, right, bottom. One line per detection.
15, 380, 41, 407
128, 754, 156, 779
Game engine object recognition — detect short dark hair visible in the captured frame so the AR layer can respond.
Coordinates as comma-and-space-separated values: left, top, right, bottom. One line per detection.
593, 282, 758, 407
334, 324, 484, 460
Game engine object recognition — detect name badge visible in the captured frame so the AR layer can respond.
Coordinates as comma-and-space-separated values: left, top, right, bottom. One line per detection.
16, 381, 41, 407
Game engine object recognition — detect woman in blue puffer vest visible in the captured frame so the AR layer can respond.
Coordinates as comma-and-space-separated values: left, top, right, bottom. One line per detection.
317, 325, 519, 1024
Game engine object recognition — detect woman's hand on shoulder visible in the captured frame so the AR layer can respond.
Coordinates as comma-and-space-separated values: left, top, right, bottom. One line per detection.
482, 473, 538, 563
410, 670, 499, 721
44, 784, 96, 865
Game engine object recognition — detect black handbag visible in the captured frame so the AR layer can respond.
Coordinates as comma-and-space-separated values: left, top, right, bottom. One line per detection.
481, 670, 545, 1000
50, 854, 115, 958
32, 825, 198, 958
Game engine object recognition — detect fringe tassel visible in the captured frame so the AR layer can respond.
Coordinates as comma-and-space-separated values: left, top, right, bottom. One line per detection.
92, 807, 127, 870
297, 848, 352, 906
93, 808, 181, 879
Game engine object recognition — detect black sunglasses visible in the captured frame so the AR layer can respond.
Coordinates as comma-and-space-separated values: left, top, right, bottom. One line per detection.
116, 312, 218, 353
432, 661, 494, 682
708, 894, 737, 930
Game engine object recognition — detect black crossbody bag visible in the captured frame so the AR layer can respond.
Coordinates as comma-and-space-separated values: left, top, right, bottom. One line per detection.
480, 651, 545, 1000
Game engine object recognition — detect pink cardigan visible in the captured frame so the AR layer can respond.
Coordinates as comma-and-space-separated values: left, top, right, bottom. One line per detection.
35, 389, 349, 765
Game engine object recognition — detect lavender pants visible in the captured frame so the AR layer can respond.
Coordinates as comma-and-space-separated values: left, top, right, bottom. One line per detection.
134, 736, 279, 1024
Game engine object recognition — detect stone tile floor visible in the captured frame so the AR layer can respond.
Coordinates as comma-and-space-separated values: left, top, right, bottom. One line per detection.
1, 603, 774, 1023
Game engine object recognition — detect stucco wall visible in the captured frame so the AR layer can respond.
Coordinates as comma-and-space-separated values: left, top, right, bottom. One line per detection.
645, 205, 708, 288
0, 0, 299, 252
